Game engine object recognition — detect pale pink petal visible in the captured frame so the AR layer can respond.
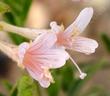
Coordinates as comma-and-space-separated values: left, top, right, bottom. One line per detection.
26, 67, 43, 82
39, 79, 50, 88
20, 32, 69, 88
29, 33, 57, 52
27, 32, 69, 69
73, 7, 93, 32
23, 54, 44, 81
64, 7, 93, 35
26, 67, 51, 88
18, 42, 29, 64
24, 46, 69, 69
24, 57, 53, 88
24, 57, 53, 85
31, 48, 69, 68
71, 36, 98, 55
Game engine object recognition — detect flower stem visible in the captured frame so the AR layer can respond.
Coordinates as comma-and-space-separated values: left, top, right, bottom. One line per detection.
0, 41, 18, 62
0, 21, 47, 39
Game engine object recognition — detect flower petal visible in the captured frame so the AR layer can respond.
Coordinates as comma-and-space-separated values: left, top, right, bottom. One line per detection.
26, 67, 52, 88
71, 36, 98, 55
64, 7, 93, 35
30, 48, 69, 68
39, 79, 50, 88
18, 42, 29, 64
21, 32, 69, 88
28, 33, 57, 52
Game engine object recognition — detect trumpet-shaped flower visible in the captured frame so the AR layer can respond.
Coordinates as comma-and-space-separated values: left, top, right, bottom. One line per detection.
18, 33, 69, 88
50, 7, 98, 79
0, 7, 98, 79
0, 33, 69, 88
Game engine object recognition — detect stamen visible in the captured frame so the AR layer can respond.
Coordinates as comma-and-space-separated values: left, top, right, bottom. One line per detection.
50, 21, 61, 33
50, 21, 57, 27
69, 54, 87, 79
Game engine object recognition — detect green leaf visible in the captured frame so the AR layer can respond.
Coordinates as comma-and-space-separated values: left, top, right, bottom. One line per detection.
2, 0, 32, 44
17, 76, 38, 96
0, 1, 10, 14
101, 33, 110, 53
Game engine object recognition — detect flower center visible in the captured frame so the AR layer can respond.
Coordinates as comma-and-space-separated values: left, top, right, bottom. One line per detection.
56, 32, 73, 48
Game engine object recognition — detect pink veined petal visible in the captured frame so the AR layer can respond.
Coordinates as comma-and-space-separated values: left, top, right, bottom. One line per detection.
71, 36, 98, 55
21, 32, 69, 88
39, 68, 53, 88
23, 53, 53, 88
39, 79, 50, 88
26, 67, 43, 82
26, 67, 51, 88
64, 7, 93, 36
28, 33, 57, 53
23, 53, 44, 80
30, 48, 69, 69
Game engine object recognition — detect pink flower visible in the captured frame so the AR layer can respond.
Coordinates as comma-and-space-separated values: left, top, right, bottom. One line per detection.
50, 7, 98, 79
18, 33, 69, 88
0, 7, 98, 80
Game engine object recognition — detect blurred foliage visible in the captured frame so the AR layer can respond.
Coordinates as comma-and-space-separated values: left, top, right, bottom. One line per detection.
82, 86, 110, 96
10, 76, 39, 96
17, 76, 38, 96
2, 80, 12, 92
0, 93, 5, 96
47, 70, 62, 96
46, 60, 108, 96
0, 1, 10, 14
1, 0, 32, 44
101, 33, 110, 53
10, 82, 17, 96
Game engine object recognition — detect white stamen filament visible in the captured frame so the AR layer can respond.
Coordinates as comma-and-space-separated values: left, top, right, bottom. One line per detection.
69, 55, 87, 79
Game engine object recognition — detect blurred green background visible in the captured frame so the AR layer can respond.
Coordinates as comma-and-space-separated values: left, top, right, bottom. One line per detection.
0, 0, 110, 96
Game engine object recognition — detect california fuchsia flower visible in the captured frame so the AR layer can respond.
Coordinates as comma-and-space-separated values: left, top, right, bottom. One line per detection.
49, 7, 98, 79
18, 33, 69, 88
